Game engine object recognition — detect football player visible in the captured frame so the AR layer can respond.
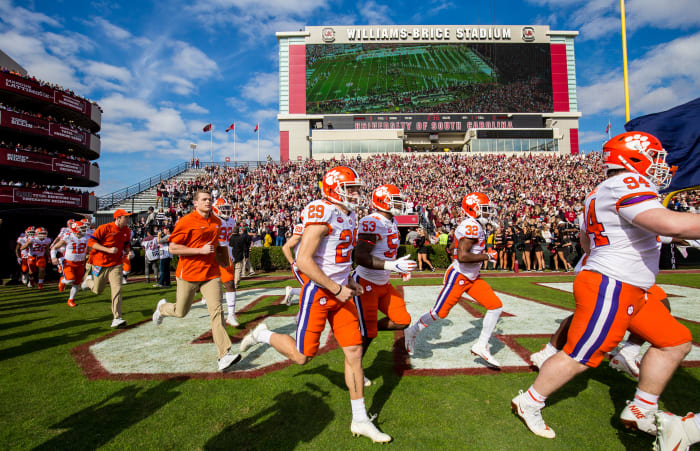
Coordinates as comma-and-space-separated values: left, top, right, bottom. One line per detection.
404, 192, 503, 368
281, 221, 306, 306
353, 184, 417, 386
16, 227, 33, 285
239, 166, 391, 443
512, 132, 700, 439
212, 198, 239, 327
22, 227, 51, 289
51, 221, 89, 307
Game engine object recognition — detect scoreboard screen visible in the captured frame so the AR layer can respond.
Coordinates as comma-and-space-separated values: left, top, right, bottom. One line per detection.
306, 43, 553, 115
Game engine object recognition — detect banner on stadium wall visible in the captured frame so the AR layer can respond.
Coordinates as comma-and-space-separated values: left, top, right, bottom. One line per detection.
0, 186, 90, 209
0, 72, 91, 116
395, 215, 419, 226
323, 113, 543, 132
0, 110, 89, 146
1, 148, 87, 177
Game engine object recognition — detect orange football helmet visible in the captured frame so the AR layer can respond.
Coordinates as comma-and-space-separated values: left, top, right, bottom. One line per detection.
25, 226, 35, 238
35, 227, 47, 239
322, 166, 363, 211
372, 184, 405, 216
462, 192, 494, 219
71, 221, 88, 236
213, 198, 232, 219
603, 131, 676, 190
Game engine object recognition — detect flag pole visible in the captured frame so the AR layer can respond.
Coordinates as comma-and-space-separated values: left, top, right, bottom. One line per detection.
210, 126, 213, 163
257, 124, 260, 163
620, 0, 631, 122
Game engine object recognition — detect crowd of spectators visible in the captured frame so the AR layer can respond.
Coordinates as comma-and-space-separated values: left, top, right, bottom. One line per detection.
0, 140, 96, 165
0, 102, 95, 135
123, 153, 699, 271
1, 67, 103, 112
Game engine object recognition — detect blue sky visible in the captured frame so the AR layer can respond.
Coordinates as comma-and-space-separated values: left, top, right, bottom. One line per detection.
1, 0, 698, 195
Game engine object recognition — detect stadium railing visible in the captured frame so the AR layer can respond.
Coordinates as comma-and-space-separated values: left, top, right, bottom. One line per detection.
97, 161, 191, 210
97, 160, 268, 211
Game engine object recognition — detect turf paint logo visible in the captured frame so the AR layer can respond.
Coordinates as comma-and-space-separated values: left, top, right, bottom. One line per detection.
321, 28, 335, 42
74, 284, 700, 379
522, 27, 535, 42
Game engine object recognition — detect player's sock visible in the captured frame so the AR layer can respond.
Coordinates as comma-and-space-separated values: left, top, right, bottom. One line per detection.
69, 286, 79, 299
417, 311, 438, 331
225, 291, 237, 316
477, 307, 502, 347
545, 343, 559, 353
351, 397, 369, 422
257, 328, 272, 344
634, 388, 659, 410
526, 385, 547, 407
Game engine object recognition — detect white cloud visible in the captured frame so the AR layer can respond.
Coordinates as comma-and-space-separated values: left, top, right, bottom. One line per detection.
359, 1, 392, 24
182, 102, 210, 114
240, 72, 278, 105
84, 61, 132, 83
0, 0, 59, 33
161, 74, 196, 96
171, 42, 219, 79
578, 31, 700, 116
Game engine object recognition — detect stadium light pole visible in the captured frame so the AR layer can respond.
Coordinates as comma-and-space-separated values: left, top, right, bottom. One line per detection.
189, 143, 197, 165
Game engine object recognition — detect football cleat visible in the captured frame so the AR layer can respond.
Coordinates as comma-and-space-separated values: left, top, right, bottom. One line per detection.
654, 412, 699, 451
37, 283, 43, 290
621, 400, 658, 435
351, 414, 391, 443
217, 351, 242, 372
609, 349, 640, 380
111, 318, 127, 329
67, 299, 76, 308
471, 342, 501, 368
511, 390, 555, 439
404, 326, 418, 355
282, 285, 293, 305
530, 345, 557, 370
226, 315, 240, 327
152, 299, 167, 326
240, 322, 268, 353
58, 281, 66, 292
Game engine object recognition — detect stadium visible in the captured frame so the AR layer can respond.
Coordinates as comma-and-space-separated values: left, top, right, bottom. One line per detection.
2, 22, 700, 451
278, 25, 580, 159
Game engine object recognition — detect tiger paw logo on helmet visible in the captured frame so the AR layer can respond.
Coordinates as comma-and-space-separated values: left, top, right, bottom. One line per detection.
624, 134, 650, 152
324, 170, 340, 187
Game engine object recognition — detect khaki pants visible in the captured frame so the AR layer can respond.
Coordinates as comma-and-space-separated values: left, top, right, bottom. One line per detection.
158, 277, 231, 359
85, 264, 123, 319
233, 261, 244, 289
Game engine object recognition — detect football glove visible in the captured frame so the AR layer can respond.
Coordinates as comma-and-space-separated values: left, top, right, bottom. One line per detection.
688, 239, 700, 249
383, 255, 417, 274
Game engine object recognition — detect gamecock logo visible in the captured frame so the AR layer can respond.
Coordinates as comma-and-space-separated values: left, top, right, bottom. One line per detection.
322, 28, 336, 43
522, 27, 535, 42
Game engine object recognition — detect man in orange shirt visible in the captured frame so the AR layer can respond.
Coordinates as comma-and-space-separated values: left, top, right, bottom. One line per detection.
84, 209, 133, 328
152, 190, 241, 372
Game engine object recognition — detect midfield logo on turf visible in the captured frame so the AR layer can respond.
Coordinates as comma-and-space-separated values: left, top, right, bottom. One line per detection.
72, 284, 700, 379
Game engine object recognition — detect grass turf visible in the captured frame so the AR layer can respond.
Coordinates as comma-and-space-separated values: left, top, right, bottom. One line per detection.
1, 272, 698, 450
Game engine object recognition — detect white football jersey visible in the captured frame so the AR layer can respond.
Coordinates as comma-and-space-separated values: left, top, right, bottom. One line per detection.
17, 235, 29, 258
581, 173, 663, 290
29, 237, 52, 257
58, 227, 72, 241
141, 236, 160, 261
216, 217, 236, 261
301, 199, 357, 285
450, 216, 486, 281
64, 234, 89, 262
355, 212, 401, 285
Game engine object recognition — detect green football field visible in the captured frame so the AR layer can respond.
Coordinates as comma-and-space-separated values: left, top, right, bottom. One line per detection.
306, 44, 495, 113
1, 272, 698, 450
